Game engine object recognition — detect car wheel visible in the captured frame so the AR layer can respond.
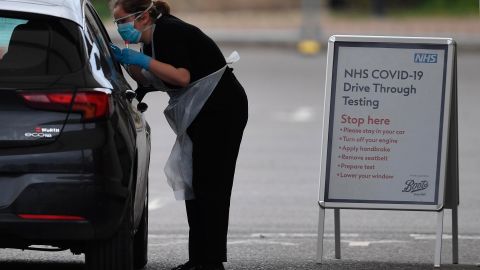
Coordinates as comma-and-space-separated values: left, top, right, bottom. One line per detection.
85, 198, 134, 270
134, 183, 148, 269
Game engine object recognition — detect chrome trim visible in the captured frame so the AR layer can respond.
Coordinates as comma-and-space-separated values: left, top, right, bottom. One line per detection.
78, 88, 113, 95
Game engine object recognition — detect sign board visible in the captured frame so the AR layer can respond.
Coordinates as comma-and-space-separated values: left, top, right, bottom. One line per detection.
319, 36, 455, 211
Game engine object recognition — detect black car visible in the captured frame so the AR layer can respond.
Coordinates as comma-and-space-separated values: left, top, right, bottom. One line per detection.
0, 1, 151, 269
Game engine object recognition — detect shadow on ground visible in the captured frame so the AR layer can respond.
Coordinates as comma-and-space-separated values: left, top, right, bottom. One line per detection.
1, 260, 478, 270
317, 260, 479, 270
0, 261, 84, 270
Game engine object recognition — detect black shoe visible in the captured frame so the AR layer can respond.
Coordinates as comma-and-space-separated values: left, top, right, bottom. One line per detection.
171, 261, 198, 270
199, 263, 225, 270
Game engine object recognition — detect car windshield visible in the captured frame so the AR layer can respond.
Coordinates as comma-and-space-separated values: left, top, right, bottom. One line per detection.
0, 13, 84, 80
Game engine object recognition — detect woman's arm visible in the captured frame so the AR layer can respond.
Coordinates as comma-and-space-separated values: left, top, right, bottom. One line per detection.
110, 44, 190, 88
148, 59, 191, 88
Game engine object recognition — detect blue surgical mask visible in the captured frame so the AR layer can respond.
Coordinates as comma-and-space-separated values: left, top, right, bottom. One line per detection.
117, 21, 142, 44
115, 2, 156, 44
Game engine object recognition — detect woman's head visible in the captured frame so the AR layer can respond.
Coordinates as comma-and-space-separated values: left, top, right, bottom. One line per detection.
111, 0, 170, 44
110, 0, 170, 19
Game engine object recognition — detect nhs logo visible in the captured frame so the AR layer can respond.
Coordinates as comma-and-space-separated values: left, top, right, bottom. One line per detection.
414, 53, 438, 63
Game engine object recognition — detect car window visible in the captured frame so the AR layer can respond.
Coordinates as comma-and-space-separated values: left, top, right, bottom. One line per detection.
0, 14, 84, 77
85, 9, 116, 79
0, 17, 27, 59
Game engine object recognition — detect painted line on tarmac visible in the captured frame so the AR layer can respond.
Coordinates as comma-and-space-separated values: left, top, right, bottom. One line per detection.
272, 106, 316, 123
149, 234, 188, 239
149, 239, 299, 247
410, 234, 480, 240
148, 197, 172, 211
345, 240, 407, 247
148, 233, 300, 247
147, 232, 480, 249
228, 239, 298, 246
149, 240, 187, 247
250, 233, 359, 238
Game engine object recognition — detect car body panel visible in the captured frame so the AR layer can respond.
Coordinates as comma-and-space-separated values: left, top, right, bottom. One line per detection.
0, 0, 151, 252
0, 0, 84, 26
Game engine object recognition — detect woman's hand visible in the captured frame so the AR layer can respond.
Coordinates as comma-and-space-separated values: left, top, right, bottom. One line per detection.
110, 43, 190, 88
110, 44, 152, 70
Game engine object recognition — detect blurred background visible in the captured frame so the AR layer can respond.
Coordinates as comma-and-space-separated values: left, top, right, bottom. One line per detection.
1, 1, 479, 269
93, 0, 480, 52
96, 0, 480, 268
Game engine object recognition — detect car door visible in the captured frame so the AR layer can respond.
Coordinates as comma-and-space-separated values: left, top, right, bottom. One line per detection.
84, 4, 149, 225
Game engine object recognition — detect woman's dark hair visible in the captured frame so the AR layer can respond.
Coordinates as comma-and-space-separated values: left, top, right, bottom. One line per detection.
110, 0, 170, 17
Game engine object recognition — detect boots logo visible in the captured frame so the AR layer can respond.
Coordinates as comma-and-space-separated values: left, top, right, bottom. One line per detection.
402, 179, 429, 193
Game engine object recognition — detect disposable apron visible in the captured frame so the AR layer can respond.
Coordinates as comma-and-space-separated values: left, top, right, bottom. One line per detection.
141, 47, 240, 200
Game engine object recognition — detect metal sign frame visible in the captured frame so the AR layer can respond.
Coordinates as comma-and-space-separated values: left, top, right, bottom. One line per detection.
317, 35, 458, 268
319, 35, 455, 211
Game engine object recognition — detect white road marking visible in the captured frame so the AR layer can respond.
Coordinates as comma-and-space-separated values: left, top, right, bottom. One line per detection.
148, 234, 187, 239
148, 239, 298, 247
345, 240, 407, 247
149, 240, 187, 247
410, 233, 480, 240
291, 107, 315, 122
146, 232, 480, 248
272, 106, 316, 123
148, 197, 171, 211
250, 233, 316, 238
228, 239, 298, 246
250, 233, 359, 238
324, 233, 360, 238
346, 241, 370, 247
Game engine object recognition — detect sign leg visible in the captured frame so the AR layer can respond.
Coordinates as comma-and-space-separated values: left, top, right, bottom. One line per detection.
317, 206, 326, 264
434, 210, 445, 268
452, 206, 459, 264
334, 209, 341, 259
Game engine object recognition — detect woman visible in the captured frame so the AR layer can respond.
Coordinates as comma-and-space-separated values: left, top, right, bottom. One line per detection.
110, 1, 248, 270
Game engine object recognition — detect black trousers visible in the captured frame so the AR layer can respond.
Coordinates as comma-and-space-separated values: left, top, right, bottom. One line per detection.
186, 68, 248, 263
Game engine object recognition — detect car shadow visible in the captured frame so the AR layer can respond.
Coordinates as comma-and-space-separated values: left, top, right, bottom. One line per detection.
0, 261, 84, 270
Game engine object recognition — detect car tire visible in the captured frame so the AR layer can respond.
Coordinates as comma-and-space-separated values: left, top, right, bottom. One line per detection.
85, 198, 134, 270
134, 190, 148, 269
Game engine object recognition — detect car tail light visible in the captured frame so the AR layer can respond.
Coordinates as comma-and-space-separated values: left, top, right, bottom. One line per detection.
20, 90, 111, 121
18, 214, 86, 221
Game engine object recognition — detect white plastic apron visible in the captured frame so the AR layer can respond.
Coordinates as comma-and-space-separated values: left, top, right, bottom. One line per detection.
142, 32, 240, 199
163, 67, 225, 200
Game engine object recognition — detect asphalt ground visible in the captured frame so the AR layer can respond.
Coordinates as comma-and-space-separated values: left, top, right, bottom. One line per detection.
1, 46, 479, 269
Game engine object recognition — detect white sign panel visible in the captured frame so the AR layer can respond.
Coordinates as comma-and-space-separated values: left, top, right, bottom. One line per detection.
319, 36, 454, 210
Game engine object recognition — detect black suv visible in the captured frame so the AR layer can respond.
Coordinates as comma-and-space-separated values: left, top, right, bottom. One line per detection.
0, 1, 151, 269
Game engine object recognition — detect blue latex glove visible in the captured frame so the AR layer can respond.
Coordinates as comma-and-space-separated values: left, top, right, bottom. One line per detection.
110, 43, 123, 60
109, 43, 152, 70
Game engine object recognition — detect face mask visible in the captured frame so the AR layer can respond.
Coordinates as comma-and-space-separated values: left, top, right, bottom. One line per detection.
115, 2, 155, 44
117, 21, 142, 44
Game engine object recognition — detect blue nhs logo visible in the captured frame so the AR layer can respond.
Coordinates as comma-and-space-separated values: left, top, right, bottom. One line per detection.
414, 53, 438, 63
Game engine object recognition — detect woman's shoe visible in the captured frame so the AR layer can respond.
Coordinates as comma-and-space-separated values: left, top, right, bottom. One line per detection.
171, 261, 198, 270
199, 263, 225, 270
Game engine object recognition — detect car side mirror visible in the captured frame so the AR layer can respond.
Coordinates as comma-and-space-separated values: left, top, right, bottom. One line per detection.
137, 102, 148, 113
